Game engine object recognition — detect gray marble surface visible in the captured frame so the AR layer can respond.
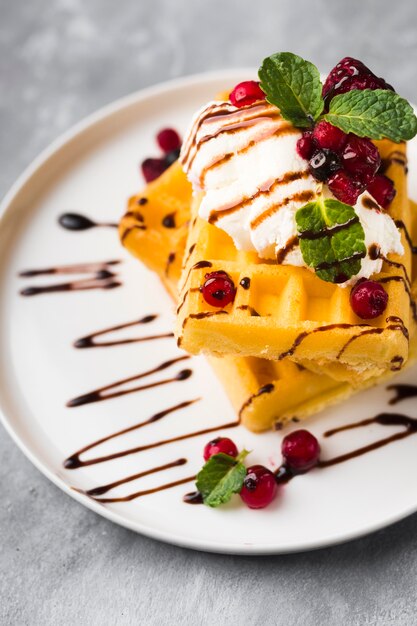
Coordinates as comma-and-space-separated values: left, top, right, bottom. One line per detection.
2, 1, 417, 624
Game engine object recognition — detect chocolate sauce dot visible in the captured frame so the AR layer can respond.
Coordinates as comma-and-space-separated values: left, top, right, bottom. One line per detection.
140, 314, 158, 324
73, 337, 92, 349
58, 213, 96, 231
137, 197, 148, 205
63, 456, 80, 469
20, 287, 41, 296
162, 213, 176, 229
96, 269, 114, 280
240, 277, 251, 290
176, 369, 193, 381
275, 464, 294, 484
183, 491, 204, 505
86, 486, 109, 497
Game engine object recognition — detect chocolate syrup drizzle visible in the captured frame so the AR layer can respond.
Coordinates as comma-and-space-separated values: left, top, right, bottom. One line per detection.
276, 407, 417, 484
84, 458, 187, 497
58, 213, 118, 231
64, 399, 200, 468
387, 384, 417, 405
19, 260, 122, 296
65, 394, 240, 502
66, 356, 192, 407
395, 219, 417, 255
278, 315, 409, 364
276, 236, 299, 264
74, 314, 173, 349
165, 252, 176, 277
319, 412, 417, 467
378, 276, 417, 321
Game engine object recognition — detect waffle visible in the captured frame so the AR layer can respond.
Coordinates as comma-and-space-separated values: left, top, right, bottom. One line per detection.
120, 160, 192, 299
175, 140, 412, 382
120, 161, 417, 431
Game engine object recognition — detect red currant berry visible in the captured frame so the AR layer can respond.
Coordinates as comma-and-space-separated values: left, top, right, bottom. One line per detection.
342, 136, 381, 184
203, 437, 238, 461
296, 131, 317, 160
141, 158, 168, 183
240, 465, 278, 509
327, 170, 364, 205
201, 271, 236, 307
156, 128, 181, 153
281, 430, 320, 473
350, 280, 388, 319
313, 121, 347, 152
308, 149, 341, 182
367, 175, 396, 209
229, 81, 265, 108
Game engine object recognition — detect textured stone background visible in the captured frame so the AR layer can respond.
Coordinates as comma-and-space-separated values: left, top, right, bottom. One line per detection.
2, 1, 417, 624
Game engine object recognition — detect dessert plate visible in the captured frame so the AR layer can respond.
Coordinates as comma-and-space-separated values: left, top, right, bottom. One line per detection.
1, 70, 417, 555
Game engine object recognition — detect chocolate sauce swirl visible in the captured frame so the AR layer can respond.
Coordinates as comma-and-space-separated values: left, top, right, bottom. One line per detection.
74, 314, 173, 348
19, 260, 122, 296
66, 356, 191, 408
82, 458, 188, 498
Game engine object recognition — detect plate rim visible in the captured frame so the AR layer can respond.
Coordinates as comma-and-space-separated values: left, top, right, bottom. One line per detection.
1, 69, 416, 555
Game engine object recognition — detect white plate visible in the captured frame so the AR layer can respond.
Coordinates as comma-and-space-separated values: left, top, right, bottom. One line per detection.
1, 70, 417, 555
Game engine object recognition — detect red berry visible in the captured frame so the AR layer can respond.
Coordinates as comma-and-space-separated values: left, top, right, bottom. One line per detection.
141, 158, 168, 183
296, 131, 317, 160
200, 271, 236, 307
322, 57, 394, 100
342, 136, 381, 184
229, 81, 265, 108
367, 175, 396, 209
240, 465, 278, 509
281, 430, 320, 473
350, 280, 388, 319
328, 170, 364, 205
203, 437, 238, 461
156, 128, 181, 153
313, 121, 347, 152
308, 149, 341, 182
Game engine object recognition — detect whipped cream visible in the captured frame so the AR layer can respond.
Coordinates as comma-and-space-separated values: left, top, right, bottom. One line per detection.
181, 99, 404, 284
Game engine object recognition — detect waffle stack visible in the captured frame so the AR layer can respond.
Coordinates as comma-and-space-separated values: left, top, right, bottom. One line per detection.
120, 160, 417, 431
175, 141, 413, 385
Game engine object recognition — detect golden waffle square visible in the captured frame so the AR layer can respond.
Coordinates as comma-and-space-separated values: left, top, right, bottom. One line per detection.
175, 141, 412, 383
120, 161, 417, 431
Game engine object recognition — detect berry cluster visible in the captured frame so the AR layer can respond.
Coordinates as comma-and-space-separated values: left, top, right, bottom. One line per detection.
296, 57, 396, 208
203, 430, 320, 509
141, 128, 182, 183
297, 122, 395, 208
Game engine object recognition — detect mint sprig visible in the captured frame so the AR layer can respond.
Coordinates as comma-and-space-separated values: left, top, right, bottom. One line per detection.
323, 89, 417, 142
295, 197, 366, 283
258, 53, 417, 142
196, 450, 249, 508
258, 52, 323, 128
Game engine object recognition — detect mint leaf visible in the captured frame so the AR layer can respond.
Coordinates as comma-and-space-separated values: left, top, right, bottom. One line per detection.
296, 197, 366, 283
324, 89, 417, 142
196, 450, 249, 508
258, 52, 324, 128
